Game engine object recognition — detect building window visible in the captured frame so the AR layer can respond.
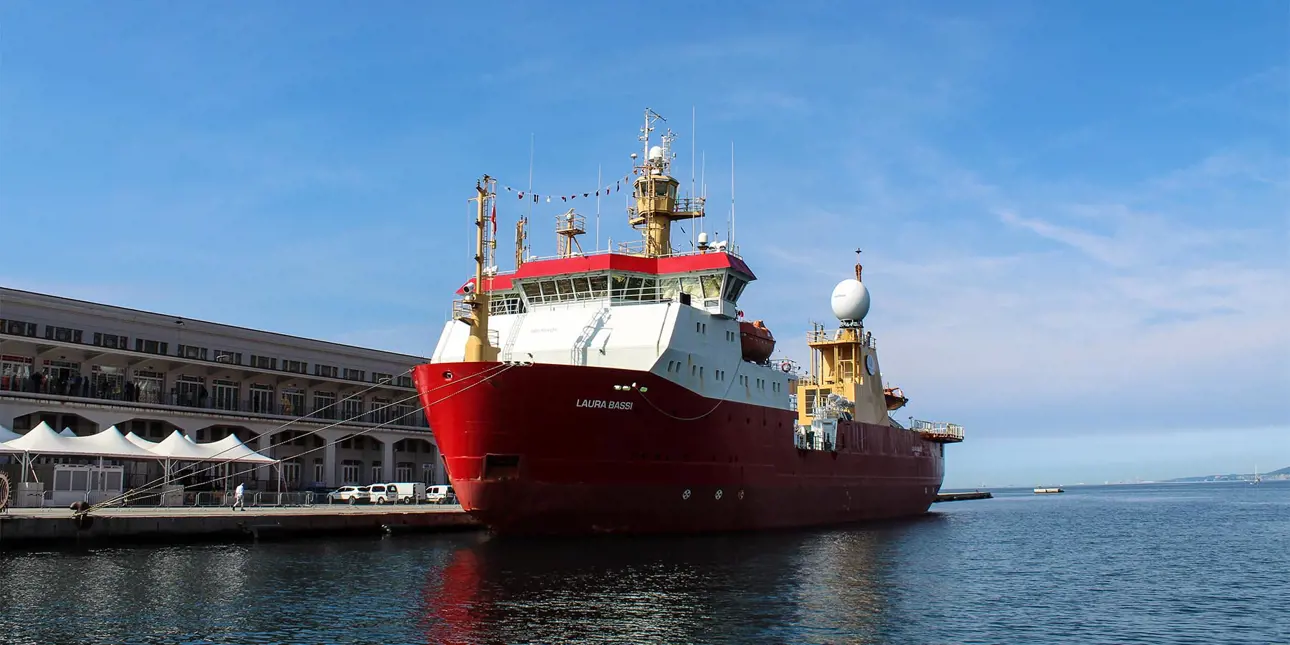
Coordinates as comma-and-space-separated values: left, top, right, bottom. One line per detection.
341, 460, 361, 485
394, 403, 416, 426
315, 364, 338, 379
132, 370, 164, 404
1, 355, 33, 392
44, 326, 83, 344
370, 397, 392, 423
343, 368, 365, 382
213, 379, 239, 411
313, 391, 337, 419
250, 355, 277, 370
371, 464, 383, 484
213, 350, 242, 365
177, 344, 207, 360
282, 359, 307, 374
93, 332, 129, 349
314, 459, 324, 484
0, 319, 38, 337
341, 396, 363, 422
396, 462, 413, 482
135, 338, 168, 355
280, 388, 305, 417
248, 384, 275, 414
372, 372, 393, 385
395, 375, 413, 388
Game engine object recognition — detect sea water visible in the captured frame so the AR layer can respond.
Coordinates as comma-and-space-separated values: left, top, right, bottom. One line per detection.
0, 481, 1285, 644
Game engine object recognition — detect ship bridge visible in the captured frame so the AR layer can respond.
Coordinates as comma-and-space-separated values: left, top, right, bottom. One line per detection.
455, 250, 756, 320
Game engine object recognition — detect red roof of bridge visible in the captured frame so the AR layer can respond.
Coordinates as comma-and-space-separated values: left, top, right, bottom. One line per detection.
455, 252, 756, 294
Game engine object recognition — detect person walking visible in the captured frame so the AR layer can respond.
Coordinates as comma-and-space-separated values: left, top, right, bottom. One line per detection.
232, 482, 246, 511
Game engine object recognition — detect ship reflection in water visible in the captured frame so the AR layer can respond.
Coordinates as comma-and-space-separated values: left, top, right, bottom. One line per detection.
419, 516, 943, 645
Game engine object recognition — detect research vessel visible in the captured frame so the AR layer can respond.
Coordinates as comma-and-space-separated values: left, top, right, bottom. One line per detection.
412, 109, 964, 534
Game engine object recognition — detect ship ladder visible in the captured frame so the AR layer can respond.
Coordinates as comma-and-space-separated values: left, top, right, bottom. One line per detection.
570, 307, 610, 365
501, 311, 527, 362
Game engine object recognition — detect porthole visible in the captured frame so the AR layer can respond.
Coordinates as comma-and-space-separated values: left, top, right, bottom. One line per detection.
682, 488, 692, 500
442, 370, 454, 380
715, 489, 723, 500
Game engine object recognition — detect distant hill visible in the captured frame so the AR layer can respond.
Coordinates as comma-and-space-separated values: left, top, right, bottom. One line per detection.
1163, 465, 1289, 483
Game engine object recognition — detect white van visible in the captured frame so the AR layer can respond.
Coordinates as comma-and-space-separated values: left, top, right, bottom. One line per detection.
426, 485, 456, 504
385, 482, 426, 504
366, 483, 397, 504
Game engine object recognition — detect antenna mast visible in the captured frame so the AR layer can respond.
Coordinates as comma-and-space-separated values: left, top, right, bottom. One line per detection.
627, 108, 703, 258
460, 176, 499, 363
730, 140, 736, 252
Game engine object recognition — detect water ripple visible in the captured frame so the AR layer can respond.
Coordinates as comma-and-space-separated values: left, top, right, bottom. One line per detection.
0, 482, 1285, 644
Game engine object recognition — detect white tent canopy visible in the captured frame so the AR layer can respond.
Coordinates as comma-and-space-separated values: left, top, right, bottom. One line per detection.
0, 424, 21, 443
207, 433, 276, 465
59, 427, 77, 437
125, 432, 157, 450
65, 426, 166, 460
3, 421, 72, 453
0, 423, 276, 464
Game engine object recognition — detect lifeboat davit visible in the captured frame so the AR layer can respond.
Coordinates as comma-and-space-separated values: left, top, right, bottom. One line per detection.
884, 386, 909, 411
739, 320, 776, 363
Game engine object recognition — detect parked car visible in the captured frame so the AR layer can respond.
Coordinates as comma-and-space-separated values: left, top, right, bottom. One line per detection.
385, 482, 426, 504
327, 485, 368, 504
425, 485, 456, 504
366, 483, 397, 504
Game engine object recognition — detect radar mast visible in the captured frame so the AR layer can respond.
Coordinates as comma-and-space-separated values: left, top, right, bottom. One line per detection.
626, 108, 705, 257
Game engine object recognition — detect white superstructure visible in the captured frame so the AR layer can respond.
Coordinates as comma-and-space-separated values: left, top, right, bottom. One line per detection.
431, 250, 795, 411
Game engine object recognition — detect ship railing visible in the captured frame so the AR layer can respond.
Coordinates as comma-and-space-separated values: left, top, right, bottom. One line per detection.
451, 299, 475, 323
806, 329, 877, 348
617, 239, 647, 255
514, 244, 743, 264
910, 419, 965, 442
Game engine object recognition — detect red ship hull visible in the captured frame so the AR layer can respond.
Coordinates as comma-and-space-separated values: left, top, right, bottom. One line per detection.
413, 360, 946, 535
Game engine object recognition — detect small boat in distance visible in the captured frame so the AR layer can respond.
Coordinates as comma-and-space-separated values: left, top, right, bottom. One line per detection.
1034, 487, 1064, 494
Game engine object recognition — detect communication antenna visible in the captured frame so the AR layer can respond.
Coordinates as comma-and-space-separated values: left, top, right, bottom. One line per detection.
730, 140, 736, 252
691, 106, 696, 249
700, 150, 707, 237
596, 163, 602, 251
525, 133, 534, 260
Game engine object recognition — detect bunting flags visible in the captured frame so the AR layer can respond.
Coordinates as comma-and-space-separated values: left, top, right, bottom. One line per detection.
497, 172, 635, 204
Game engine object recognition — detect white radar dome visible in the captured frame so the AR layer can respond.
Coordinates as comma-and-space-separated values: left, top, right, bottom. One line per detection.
648, 145, 664, 161
830, 278, 871, 323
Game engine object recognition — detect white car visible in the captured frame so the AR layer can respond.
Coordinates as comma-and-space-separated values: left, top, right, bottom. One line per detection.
425, 485, 457, 504
327, 485, 368, 504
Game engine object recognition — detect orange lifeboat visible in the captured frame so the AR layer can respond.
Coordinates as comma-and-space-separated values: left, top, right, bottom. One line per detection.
884, 386, 909, 411
739, 320, 776, 363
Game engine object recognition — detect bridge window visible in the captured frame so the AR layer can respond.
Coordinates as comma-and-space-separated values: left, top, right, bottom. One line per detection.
610, 275, 658, 302
701, 274, 723, 299
489, 296, 526, 315
679, 276, 703, 301
724, 278, 747, 303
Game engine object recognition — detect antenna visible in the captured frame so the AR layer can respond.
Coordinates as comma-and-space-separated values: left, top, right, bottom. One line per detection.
691, 106, 696, 249
596, 163, 602, 252
730, 140, 736, 252
525, 133, 534, 261
700, 150, 707, 236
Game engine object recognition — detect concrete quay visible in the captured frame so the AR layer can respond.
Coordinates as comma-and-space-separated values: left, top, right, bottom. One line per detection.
0, 505, 483, 549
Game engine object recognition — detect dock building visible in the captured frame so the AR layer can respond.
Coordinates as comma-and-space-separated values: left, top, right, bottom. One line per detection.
0, 286, 444, 493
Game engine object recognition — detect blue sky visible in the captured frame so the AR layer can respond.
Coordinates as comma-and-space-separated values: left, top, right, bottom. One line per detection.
1, 1, 1286, 487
